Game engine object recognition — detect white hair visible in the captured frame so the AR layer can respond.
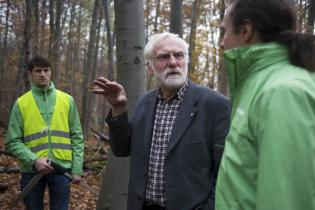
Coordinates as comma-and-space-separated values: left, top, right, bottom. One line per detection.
144, 32, 189, 64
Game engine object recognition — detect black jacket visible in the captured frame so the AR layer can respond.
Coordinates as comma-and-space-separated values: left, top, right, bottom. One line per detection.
106, 81, 230, 210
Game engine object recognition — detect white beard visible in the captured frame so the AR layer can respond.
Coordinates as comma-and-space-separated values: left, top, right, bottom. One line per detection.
154, 66, 188, 89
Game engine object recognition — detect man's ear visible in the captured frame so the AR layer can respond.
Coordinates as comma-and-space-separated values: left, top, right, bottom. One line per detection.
147, 63, 154, 75
240, 22, 255, 43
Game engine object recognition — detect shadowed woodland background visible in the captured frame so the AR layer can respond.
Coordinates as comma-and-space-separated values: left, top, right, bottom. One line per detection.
0, 0, 314, 209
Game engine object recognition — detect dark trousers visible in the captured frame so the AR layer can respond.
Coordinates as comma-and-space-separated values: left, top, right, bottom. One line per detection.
143, 204, 166, 210
21, 172, 71, 210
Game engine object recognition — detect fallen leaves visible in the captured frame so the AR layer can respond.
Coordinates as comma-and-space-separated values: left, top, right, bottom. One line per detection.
0, 137, 105, 210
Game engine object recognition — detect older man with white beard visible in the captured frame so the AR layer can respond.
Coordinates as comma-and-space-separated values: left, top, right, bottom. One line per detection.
92, 32, 230, 210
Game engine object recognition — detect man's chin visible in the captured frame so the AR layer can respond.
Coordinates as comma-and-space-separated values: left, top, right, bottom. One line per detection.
35, 83, 49, 89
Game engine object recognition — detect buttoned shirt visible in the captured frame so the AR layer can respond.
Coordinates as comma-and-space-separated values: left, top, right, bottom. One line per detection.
145, 81, 188, 207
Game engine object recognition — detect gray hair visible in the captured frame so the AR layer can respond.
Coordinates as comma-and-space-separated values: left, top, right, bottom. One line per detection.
144, 32, 189, 64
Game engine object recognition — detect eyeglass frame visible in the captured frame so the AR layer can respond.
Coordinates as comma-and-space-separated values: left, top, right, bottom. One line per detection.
151, 51, 187, 62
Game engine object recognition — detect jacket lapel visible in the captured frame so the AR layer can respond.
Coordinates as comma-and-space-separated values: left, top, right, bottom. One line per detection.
166, 82, 198, 155
143, 91, 158, 154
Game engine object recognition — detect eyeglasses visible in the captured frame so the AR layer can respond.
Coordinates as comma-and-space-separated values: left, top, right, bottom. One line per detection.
154, 51, 186, 62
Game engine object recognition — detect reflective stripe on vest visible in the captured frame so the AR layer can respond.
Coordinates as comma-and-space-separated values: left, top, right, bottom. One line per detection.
18, 90, 72, 161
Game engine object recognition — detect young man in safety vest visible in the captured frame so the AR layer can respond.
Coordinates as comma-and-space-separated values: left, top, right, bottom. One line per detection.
5, 55, 84, 210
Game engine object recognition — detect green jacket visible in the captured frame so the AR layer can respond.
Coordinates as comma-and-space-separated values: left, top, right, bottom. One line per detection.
5, 83, 84, 175
215, 43, 315, 210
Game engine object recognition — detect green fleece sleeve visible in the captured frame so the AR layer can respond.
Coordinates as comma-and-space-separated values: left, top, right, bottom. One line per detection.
5, 101, 38, 168
251, 86, 315, 210
69, 96, 84, 175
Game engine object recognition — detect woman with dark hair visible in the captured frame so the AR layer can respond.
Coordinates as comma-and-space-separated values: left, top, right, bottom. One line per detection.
215, 0, 315, 210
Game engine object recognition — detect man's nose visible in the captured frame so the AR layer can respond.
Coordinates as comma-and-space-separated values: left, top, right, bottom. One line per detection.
167, 54, 178, 66
39, 70, 46, 75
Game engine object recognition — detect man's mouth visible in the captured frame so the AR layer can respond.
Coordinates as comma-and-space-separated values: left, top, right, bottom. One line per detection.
166, 72, 180, 77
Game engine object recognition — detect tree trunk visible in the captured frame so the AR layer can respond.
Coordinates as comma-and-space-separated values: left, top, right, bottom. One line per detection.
0, 0, 10, 114
81, 0, 102, 139
154, 0, 161, 33
307, 0, 315, 33
11, 0, 32, 108
48, 0, 55, 58
100, 0, 115, 132
146, 0, 160, 89
48, 0, 62, 84
217, 0, 229, 96
39, 0, 48, 54
65, 1, 77, 93
96, 0, 146, 209
33, 0, 39, 54
104, 0, 115, 79
297, 0, 306, 32
188, 0, 199, 74
73, 6, 83, 97
170, 0, 183, 37
53, 0, 62, 84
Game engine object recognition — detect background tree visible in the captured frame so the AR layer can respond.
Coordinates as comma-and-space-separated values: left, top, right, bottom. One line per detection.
306, 0, 315, 33
48, 0, 63, 84
81, 0, 102, 139
0, 0, 11, 115
217, 0, 228, 95
188, 0, 200, 74
170, 0, 183, 36
11, 0, 33, 109
96, 0, 146, 209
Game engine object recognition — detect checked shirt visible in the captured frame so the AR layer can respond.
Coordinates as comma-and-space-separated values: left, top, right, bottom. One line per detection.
145, 81, 188, 207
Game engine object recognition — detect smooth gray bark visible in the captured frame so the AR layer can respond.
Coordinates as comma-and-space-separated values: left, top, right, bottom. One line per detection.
96, 0, 146, 209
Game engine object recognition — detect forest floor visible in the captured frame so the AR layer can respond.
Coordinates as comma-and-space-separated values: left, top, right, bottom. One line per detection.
0, 134, 107, 210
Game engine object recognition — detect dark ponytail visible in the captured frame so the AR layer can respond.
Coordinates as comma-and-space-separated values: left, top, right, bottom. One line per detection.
276, 31, 315, 72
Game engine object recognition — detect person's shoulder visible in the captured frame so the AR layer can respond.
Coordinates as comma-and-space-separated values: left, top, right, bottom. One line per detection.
138, 89, 157, 102
18, 90, 32, 98
262, 63, 315, 93
189, 82, 229, 103
56, 89, 71, 96
55, 89, 77, 107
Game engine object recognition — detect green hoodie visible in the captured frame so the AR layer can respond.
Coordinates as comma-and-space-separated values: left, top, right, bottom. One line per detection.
5, 83, 84, 175
216, 43, 315, 210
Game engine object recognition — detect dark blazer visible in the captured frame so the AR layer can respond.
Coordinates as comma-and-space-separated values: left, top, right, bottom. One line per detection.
106, 81, 230, 210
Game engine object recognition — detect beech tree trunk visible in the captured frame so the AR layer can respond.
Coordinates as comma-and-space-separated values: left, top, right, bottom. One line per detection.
96, 0, 146, 209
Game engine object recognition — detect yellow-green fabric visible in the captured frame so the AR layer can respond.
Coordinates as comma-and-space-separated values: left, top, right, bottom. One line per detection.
18, 90, 72, 161
5, 83, 84, 175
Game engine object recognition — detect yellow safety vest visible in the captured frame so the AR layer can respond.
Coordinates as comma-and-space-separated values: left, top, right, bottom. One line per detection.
18, 90, 72, 161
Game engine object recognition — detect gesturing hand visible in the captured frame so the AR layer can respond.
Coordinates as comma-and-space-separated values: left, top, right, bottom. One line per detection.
91, 77, 128, 116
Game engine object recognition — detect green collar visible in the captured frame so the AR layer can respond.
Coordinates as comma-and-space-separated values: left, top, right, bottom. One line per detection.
31, 82, 56, 95
224, 42, 288, 99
